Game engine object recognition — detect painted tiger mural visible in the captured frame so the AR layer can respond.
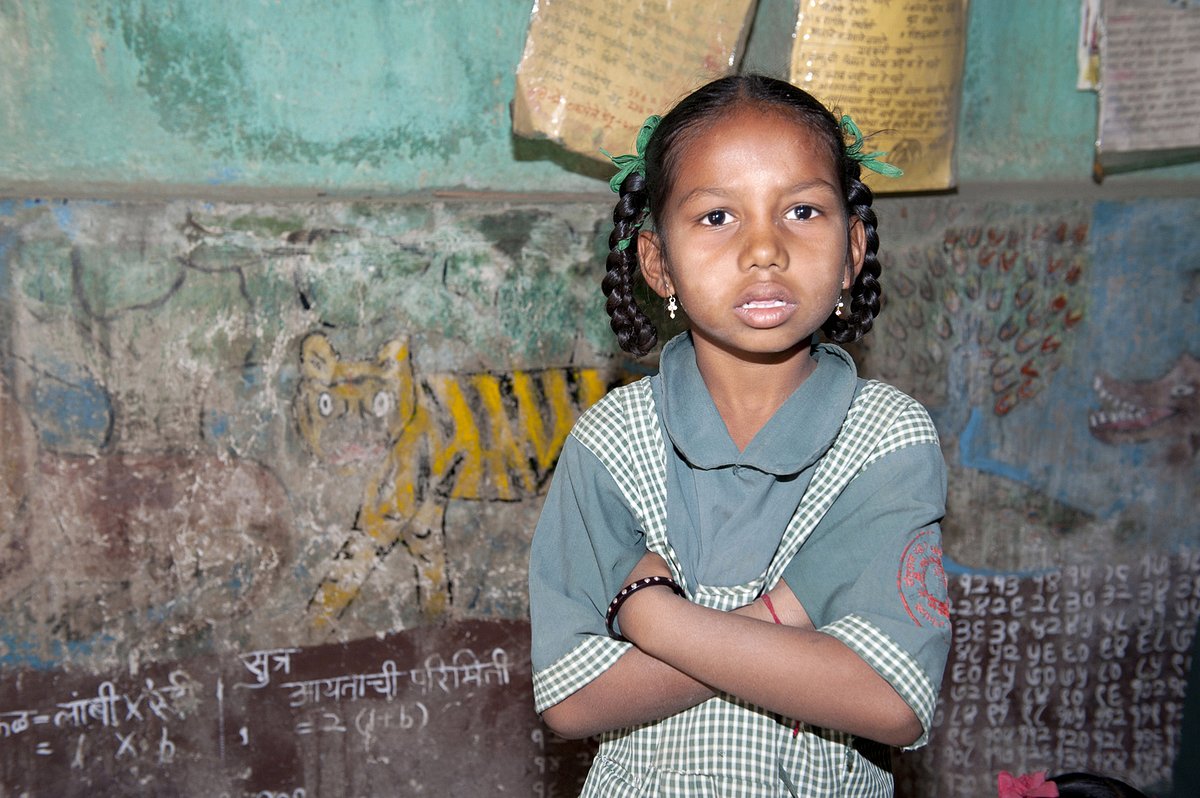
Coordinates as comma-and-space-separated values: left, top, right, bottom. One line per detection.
293, 332, 612, 627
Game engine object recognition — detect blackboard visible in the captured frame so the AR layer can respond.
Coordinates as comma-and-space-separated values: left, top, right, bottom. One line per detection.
0, 620, 594, 797
896, 550, 1200, 796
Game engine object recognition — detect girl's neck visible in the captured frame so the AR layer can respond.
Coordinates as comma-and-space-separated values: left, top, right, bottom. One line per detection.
692, 337, 817, 452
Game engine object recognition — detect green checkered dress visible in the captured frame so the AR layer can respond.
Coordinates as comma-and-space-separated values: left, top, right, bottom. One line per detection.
533, 375, 941, 797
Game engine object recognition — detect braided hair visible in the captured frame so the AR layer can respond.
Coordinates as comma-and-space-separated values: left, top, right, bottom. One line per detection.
601, 74, 884, 357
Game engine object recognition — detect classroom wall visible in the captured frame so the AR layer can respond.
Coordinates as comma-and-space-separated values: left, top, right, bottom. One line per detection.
1, 1, 1197, 796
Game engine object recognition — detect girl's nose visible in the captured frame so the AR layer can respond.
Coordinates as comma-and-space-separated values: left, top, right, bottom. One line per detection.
739, 219, 787, 271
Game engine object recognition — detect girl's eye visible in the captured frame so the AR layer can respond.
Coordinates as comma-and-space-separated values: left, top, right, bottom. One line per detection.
700, 210, 729, 226
787, 205, 820, 221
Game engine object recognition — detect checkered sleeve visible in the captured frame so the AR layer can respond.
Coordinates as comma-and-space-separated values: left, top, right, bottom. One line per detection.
783, 403, 950, 749
528, 431, 645, 714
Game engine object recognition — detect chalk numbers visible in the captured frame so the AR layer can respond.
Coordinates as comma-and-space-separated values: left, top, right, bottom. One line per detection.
917, 552, 1200, 794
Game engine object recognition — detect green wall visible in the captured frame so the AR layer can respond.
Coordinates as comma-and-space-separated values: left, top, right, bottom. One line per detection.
3, 0, 1197, 195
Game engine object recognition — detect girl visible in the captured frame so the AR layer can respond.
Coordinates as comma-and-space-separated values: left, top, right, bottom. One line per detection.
528, 75, 950, 797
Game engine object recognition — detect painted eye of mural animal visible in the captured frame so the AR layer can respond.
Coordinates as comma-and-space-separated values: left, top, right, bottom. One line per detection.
372, 390, 393, 418
1170, 384, 1195, 397
318, 392, 334, 417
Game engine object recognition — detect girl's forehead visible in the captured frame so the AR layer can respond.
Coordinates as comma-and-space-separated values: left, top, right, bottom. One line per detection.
667, 107, 839, 190
672, 104, 829, 160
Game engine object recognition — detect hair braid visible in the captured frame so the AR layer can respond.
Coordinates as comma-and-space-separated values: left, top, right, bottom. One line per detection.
823, 176, 883, 344
601, 172, 658, 357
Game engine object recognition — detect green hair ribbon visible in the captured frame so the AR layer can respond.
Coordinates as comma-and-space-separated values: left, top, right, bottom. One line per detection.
600, 114, 662, 194
600, 114, 662, 251
840, 114, 903, 178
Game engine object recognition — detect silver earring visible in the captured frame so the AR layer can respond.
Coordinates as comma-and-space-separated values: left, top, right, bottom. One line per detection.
835, 297, 845, 318
667, 295, 678, 320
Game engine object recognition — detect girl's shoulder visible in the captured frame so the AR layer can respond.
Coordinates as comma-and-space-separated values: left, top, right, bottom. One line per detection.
854, 377, 920, 408
850, 379, 940, 460
570, 376, 658, 457
853, 378, 930, 416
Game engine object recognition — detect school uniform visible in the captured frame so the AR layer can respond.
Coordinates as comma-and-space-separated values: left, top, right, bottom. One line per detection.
529, 333, 950, 797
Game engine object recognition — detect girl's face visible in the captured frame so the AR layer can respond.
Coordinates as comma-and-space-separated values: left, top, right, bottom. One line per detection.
639, 105, 865, 364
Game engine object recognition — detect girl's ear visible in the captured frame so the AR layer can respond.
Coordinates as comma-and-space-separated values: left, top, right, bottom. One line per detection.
844, 215, 867, 289
638, 230, 673, 298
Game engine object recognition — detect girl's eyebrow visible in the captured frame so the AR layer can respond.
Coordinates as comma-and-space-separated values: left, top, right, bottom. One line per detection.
783, 178, 840, 197
674, 187, 731, 208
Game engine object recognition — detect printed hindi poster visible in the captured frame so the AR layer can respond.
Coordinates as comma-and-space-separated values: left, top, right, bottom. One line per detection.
788, 0, 970, 193
1095, 0, 1200, 178
511, 0, 758, 164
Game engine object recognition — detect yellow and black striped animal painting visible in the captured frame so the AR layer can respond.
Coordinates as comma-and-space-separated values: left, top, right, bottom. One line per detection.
293, 332, 613, 626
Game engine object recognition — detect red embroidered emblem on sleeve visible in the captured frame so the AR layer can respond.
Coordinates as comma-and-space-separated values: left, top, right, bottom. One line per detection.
898, 529, 950, 628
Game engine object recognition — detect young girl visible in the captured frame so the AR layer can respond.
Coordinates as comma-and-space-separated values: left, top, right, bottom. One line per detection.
528, 75, 950, 797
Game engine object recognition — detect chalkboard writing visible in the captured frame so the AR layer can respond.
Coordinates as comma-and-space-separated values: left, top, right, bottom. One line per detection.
897, 550, 1200, 797
0, 620, 593, 797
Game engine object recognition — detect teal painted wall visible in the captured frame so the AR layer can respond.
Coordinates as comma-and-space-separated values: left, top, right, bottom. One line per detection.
0, 0, 602, 192
957, 0, 1200, 182
2, 0, 1197, 194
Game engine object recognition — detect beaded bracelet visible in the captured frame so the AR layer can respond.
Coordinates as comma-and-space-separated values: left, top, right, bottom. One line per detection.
605, 575, 685, 641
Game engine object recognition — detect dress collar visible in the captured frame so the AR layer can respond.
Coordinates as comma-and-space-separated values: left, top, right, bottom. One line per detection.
658, 332, 858, 475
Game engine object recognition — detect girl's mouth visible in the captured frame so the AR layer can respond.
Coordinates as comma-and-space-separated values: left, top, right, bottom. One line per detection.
740, 299, 788, 310
733, 296, 797, 328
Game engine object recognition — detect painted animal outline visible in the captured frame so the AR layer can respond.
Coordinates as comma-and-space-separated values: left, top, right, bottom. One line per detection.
1089, 353, 1199, 463
293, 332, 611, 626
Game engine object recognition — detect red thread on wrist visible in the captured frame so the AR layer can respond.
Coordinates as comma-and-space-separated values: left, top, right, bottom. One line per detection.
762, 593, 783, 625
762, 593, 803, 738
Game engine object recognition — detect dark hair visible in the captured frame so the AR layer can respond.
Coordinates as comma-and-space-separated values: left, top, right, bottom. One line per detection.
1050, 772, 1149, 798
601, 74, 883, 357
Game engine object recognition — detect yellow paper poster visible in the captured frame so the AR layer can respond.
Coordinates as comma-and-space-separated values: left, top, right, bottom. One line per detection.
790, 0, 969, 192
512, 0, 758, 164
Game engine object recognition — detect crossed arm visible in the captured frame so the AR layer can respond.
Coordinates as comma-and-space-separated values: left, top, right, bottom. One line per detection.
540, 551, 923, 747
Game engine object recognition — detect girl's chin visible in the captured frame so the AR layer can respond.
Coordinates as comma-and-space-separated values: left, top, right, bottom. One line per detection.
693, 331, 815, 362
